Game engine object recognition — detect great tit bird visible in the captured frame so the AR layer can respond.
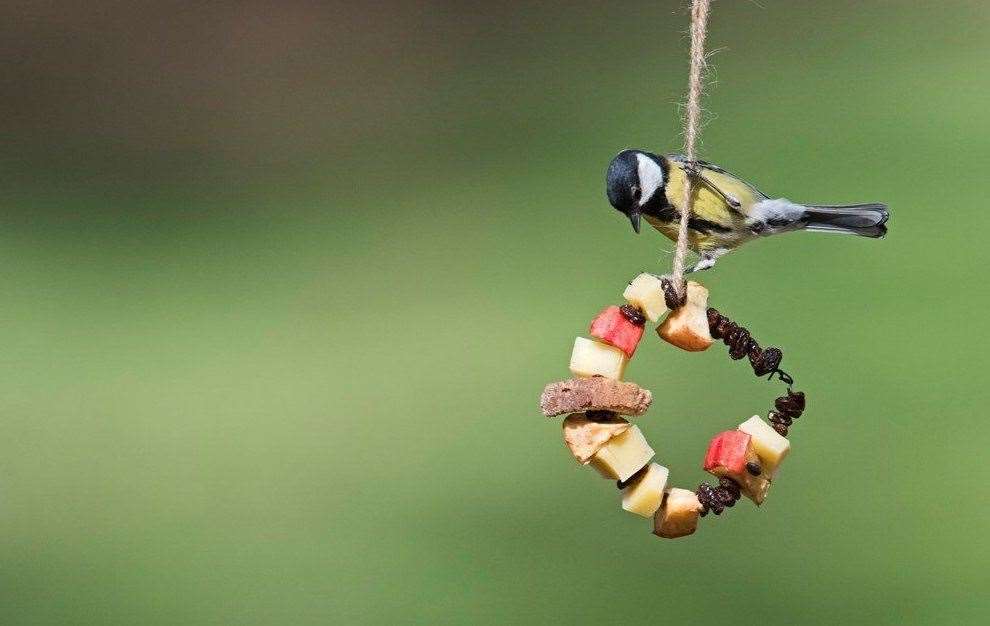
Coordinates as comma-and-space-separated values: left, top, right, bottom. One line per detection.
605, 149, 889, 272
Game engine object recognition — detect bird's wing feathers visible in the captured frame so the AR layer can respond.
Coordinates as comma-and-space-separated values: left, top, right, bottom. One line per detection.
666, 154, 770, 201
663, 155, 767, 233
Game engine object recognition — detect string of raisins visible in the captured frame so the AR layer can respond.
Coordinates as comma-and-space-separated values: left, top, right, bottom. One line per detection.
768, 389, 805, 436
706, 307, 789, 378
586, 410, 619, 421
660, 277, 687, 311
619, 304, 646, 326
696, 477, 741, 516
705, 308, 807, 435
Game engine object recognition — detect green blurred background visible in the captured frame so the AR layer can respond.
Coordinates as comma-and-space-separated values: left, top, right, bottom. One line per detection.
1, 1, 987, 624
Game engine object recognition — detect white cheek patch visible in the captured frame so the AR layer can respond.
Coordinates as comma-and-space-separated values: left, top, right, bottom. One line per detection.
636, 153, 664, 205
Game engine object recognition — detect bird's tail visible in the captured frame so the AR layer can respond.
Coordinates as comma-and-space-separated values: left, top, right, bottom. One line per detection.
802, 203, 889, 238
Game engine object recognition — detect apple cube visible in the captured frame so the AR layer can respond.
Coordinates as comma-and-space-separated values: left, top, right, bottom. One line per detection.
703, 430, 752, 476
622, 273, 668, 322
738, 415, 790, 479
561, 412, 630, 464
653, 488, 703, 539
657, 281, 713, 352
621, 462, 669, 517
589, 306, 644, 358
703, 430, 771, 505
569, 337, 628, 380
589, 425, 654, 482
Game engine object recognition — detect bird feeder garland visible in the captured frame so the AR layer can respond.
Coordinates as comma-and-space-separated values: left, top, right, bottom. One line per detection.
538, 274, 805, 539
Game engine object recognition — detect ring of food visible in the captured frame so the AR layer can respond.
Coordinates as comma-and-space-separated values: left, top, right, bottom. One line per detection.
539, 273, 806, 539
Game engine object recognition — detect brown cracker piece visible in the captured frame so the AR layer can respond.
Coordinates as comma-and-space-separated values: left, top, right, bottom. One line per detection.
540, 377, 652, 417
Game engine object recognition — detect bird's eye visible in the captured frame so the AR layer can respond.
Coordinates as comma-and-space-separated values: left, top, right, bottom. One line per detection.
631, 185, 641, 200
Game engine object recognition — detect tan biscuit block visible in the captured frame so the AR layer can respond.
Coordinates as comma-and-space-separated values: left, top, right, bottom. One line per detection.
657, 281, 714, 352
561, 412, 631, 464
653, 488, 704, 539
745, 478, 772, 505
540, 377, 652, 418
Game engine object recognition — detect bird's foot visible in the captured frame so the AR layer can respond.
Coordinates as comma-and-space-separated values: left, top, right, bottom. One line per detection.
687, 256, 717, 273
687, 248, 731, 273
684, 160, 703, 177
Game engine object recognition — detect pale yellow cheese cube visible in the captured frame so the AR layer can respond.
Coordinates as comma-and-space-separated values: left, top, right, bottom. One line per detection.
589, 425, 654, 481
621, 462, 669, 517
653, 488, 703, 539
738, 415, 790, 479
623, 273, 669, 322
568, 337, 628, 380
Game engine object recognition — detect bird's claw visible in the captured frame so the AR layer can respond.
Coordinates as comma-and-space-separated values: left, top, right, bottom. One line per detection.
688, 255, 718, 273
684, 160, 703, 178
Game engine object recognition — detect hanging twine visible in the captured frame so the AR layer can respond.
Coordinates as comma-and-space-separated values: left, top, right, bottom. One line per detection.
670, 0, 712, 299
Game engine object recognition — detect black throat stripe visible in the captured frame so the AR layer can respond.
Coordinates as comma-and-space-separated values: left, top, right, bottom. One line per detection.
687, 216, 733, 234
643, 206, 732, 234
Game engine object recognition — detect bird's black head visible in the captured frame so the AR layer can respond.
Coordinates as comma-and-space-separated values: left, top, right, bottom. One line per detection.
605, 149, 668, 233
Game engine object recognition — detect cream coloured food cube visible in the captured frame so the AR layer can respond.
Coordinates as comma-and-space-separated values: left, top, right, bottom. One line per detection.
561, 412, 631, 465
589, 425, 654, 482
622, 273, 669, 323
653, 488, 704, 539
621, 462, 670, 517
738, 415, 790, 479
569, 337, 628, 380
657, 281, 713, 352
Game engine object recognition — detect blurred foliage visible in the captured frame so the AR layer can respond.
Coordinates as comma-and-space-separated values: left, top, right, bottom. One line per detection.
0, 1, 987, 624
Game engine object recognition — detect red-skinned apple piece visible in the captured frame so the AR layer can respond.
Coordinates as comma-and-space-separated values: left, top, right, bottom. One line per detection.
703, 430, 752, 476
589, 306, 644, 358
